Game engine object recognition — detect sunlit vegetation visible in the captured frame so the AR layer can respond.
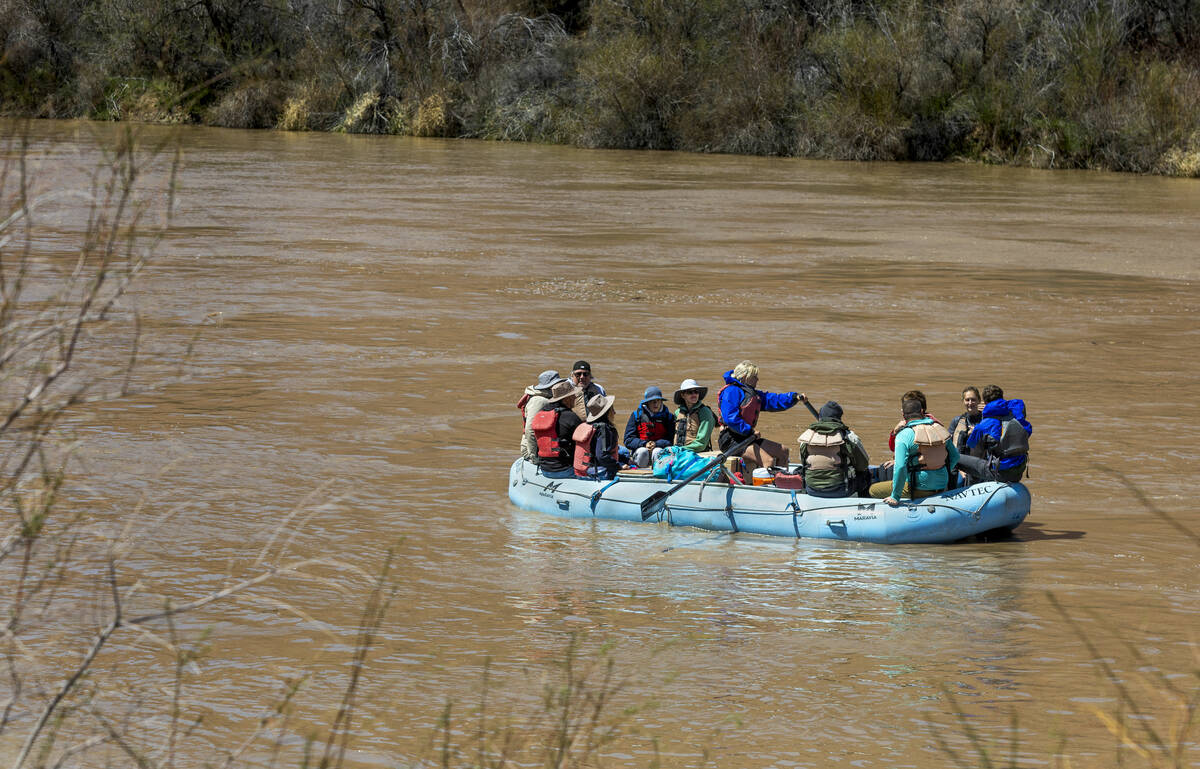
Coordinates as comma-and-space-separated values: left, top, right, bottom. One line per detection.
2, 0, 1198, 173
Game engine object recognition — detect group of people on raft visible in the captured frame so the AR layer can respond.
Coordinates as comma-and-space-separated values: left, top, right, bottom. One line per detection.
518, 360, 1032, 506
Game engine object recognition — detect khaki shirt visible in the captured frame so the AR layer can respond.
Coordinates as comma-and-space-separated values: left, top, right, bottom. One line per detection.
570, 382, 606, 420
520, 393, 550, 460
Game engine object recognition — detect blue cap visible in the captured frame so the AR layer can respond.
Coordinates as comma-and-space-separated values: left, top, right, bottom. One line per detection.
641, 386, 664, 403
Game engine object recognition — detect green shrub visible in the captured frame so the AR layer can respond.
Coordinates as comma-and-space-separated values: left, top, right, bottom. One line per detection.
3, 0, 1199, 174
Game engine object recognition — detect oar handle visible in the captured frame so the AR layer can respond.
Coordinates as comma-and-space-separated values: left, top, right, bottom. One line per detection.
687, 435, 757, 486
640, 435, 758, 520
801, 394, 819, 419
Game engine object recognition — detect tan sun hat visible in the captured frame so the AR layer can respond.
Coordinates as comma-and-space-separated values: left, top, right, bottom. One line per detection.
546, 380, 583, 403
673, 378, 708, 406
585, 393, 617, 423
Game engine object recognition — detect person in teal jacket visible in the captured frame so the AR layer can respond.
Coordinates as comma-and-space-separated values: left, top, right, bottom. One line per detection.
871, 397, 960, 504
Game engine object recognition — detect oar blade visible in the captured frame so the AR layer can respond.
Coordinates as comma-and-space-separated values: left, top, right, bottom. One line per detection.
640, 491, 669, 520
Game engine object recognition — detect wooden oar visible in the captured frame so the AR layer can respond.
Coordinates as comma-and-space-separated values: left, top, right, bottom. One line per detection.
640, 435, 757, 521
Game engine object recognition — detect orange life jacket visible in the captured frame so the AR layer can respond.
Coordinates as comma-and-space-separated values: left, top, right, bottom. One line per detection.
531, 409, 562, 458
571, 422, 617, 475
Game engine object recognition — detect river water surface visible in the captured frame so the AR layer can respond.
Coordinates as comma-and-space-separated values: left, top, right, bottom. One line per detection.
6, 120, 1199, 767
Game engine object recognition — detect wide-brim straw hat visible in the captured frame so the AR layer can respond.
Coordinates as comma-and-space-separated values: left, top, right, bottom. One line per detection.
546, 380, 584, 403
585, 393, 617, 423
673, 379, 708, 406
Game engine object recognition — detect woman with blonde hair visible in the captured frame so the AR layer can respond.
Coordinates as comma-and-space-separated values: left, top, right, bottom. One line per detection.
717, 360, 805, 475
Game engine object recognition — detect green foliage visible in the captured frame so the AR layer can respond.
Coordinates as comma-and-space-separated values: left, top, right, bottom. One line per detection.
2, 0, 1199, 173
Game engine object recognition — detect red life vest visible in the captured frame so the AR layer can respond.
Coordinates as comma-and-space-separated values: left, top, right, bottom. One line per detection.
635, 410, 672, 443
531, 409, 561, 458
571, 422, 617, 475
517, 393, 531, 424
717, 383, 761, 432
572, 423, 595, 475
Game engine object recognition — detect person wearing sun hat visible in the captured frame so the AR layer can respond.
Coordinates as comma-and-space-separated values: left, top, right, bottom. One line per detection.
572, 393, 623, 480
519, 370, 567, 460
623, 386, 676, 468
672, 378, 716, 453
530, 380, 584, 478
568, 360, 608, 421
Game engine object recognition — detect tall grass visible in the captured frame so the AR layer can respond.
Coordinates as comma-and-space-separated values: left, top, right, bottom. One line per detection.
928, 472, 1199, 768
0, 121, 396, 769
415, 636, 669, 769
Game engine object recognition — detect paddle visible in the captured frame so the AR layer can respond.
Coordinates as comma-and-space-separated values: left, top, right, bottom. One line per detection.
640, 435, 757, 520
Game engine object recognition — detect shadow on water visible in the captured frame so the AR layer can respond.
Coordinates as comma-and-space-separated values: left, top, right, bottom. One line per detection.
1005, 521, 1087, 542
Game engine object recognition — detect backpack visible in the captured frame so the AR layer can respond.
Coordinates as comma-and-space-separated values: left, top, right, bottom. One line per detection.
652, 447, 722, 482
995, 417, 1031, 459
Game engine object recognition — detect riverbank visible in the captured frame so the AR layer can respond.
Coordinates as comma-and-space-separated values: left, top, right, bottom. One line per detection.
4, 0, 1199, 176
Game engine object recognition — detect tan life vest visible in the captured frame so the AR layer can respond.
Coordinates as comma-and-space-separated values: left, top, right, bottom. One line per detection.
951, 415, 973, 448
675, 406, 713, 451
910, 422, 952, 471
798, 428, 846, 471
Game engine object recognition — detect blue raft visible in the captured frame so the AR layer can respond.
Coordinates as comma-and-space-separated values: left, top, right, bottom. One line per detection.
508, 459, 1030, 544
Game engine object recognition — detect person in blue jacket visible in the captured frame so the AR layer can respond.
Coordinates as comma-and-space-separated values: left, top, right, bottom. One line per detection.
623, 386, 677, 467
959, 384, 1032, 483
717, 360, 803, 475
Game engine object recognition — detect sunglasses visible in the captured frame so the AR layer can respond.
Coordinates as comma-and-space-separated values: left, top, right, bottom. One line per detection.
684, 389, 701, 395
573, 371, 590, 378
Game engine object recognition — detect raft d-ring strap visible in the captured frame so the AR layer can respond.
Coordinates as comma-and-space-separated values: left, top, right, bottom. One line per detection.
590, 479, 621, 515
789, 490, 802, 538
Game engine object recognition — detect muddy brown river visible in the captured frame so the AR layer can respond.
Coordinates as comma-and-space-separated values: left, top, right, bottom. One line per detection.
4, 120, 1198, 767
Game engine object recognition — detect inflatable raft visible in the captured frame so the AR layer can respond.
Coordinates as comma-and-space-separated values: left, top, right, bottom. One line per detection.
508, 459, 1030, 544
